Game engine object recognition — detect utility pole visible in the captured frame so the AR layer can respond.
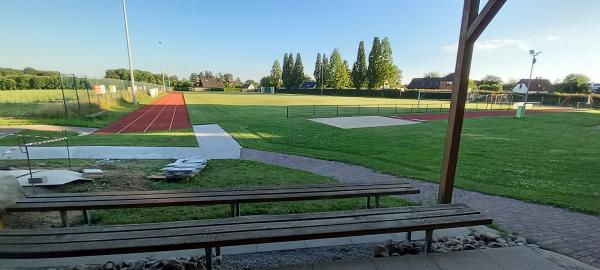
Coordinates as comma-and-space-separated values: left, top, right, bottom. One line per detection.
122, 0, 137, 105
159, 41, 166, 92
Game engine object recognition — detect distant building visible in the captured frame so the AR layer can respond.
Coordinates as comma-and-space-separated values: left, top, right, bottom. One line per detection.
407, 73, 454, 90
590, 82, 600, 93
512, 79, 553, 94
193, 78, 224, 90
241, 83, 256, 91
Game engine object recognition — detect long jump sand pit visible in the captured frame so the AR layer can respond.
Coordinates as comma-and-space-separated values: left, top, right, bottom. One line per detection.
310, 116, 419, 129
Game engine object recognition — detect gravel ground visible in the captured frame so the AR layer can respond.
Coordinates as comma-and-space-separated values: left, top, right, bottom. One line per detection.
222, 243, 378, 270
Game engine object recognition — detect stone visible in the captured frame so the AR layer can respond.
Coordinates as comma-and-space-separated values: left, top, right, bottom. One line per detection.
0, 175, 23, 212
133, 261, 146, 270
374, 245, 388, 257
391, 252, 399, 256
463, 244, 476, 250
445, 237, 461, 246
515, 238, 528, 245
487, 242, 503, 248
100, 261, 115, 270
452, 245, 463, 251
212, 255, 222, 266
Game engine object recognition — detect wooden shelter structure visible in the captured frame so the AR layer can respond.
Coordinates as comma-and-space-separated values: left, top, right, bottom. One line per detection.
439, 0, 507, 203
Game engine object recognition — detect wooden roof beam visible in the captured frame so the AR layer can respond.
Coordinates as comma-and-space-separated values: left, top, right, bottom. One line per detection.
467, 0, 507, 42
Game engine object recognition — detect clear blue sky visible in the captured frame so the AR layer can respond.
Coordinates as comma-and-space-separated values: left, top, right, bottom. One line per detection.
1, 0, 598, 83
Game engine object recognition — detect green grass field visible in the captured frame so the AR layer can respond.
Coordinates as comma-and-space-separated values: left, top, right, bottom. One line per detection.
0, 89, 158, 128
184, 92, 600, 215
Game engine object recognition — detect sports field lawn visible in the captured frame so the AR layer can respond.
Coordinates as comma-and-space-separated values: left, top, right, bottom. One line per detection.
185, 92, 600, 215
1, 159, 413, 225
0, 129, 198, 147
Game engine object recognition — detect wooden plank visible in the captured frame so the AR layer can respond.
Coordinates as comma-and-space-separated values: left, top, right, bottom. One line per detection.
17, 184, 415, 203
438, 0, 480, 204
0, 204, 468, 236
27, 182, 410, 198
8, 187, 419, 212
0, 207, 480, 244
0, 207, 491, 258
466, 0, 507, 42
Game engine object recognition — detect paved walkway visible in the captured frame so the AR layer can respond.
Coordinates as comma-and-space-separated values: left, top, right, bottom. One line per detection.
0, 124, 241, 160
0, 125, 97, 136
270, 246, 593, 270
241, 148, 600, 267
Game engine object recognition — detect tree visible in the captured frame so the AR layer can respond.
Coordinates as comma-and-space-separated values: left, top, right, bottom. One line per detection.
270, 60, 283, 88
478, 75, 503, 91
559, 74, 591, 93
291, 53, 305, 89
322, 54, 330, 87
381, 37, 401, 88
367, 37, 383, 89
314, 53, 322, 87
329, 48, 350, 89
423, 72, 441, 78
260, 76, 272, 87
351, 41, 368, 89
282, 53, 295, 89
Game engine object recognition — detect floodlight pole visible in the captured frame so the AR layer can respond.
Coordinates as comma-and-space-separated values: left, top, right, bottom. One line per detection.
320, 64, 324, 95
122, 0, 137, 105
159, 41, 166, 92
523, 51, 540, 113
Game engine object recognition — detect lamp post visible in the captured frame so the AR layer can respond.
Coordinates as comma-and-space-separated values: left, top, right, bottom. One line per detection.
159, 41, 166, 92
122, 0, 137, 105
523, 50, 541, 113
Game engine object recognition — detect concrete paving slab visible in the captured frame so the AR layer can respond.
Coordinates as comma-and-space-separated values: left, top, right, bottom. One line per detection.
193, 124, 241, 159
309, 116, 419, 129
312, 258, 377, 270
429, 249, 504, 270
0, 146, 204, 160
375, 255, 441, 270
12, 169, 90, 186
481, 246, 565, 270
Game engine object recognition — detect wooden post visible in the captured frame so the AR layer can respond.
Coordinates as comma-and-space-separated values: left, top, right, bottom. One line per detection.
438, 0, 506, 204
60, 211, 69, 227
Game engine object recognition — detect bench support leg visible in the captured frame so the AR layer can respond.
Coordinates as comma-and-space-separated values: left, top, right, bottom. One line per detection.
230, 204, 235, 217
366, 197, 371, 209
235, 203, 240, 217
60, 211, 69, 227
375, 195, 380, 208
205, 247, 213, 270
406, 231, 412, 242
83, 210, 91, 225
425, 230, 433, 254
215, 247, 221, 256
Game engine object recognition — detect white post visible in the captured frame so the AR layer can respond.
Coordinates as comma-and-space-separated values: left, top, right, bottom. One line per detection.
122, 0, 137, 105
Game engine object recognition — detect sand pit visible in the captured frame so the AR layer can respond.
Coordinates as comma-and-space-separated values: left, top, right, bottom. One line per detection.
310, 116, 419, 129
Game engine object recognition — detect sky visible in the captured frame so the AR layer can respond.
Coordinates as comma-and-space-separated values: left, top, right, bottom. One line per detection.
1, 0, 599, 83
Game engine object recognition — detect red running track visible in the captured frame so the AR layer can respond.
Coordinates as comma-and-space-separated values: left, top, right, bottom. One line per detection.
96, 92, 191, 134
390, 109, 573, 122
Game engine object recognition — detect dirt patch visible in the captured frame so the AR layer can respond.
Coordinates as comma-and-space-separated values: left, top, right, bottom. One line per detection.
1, 159, 169, 229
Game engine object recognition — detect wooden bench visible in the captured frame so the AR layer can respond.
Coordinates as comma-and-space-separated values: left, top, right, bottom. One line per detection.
83, 111, 106, 120
0, 204, 491, 269
7, 182, 420, 227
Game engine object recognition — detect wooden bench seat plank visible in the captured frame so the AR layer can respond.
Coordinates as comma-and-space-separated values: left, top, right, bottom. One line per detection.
26, 182, 412, 198
0, 210, 490, 258
17, 184, 415, 203
0, 204, 467, 236
8, 188, 419, 211
0, 207, 479, 244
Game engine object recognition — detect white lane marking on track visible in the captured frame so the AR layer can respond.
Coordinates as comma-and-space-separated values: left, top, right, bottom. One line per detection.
115, 94, 168, 134
169, 96, 178, 131
143, 93, 175, 132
